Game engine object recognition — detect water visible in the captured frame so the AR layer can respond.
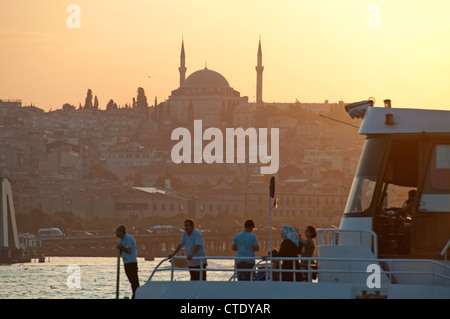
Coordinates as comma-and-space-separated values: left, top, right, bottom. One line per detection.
0, 257, 235, 299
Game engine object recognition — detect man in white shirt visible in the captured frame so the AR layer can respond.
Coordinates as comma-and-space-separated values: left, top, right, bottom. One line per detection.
116, 225, 139, 298
169, 219, 207, 280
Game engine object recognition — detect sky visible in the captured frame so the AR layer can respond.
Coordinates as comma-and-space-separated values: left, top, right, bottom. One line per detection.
1, 0, 450, 112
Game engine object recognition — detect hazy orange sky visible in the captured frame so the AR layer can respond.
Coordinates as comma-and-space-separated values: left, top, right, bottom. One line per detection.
1, 0, 450, 111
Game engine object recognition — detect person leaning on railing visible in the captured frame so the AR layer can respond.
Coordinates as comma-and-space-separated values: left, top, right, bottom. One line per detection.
169, 219, 207, 281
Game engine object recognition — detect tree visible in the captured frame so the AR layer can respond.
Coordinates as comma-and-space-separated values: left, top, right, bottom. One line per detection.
16, 211, 32, 233
255, 104, 279, 127
106, 99, 118, 110
84, 89, 93, 109
53, 210, 85, 231
94, 96, 99, 110
28, 208, 52, 233
86, 162, 119, 181
136, 87, 148, 108
62, 103, 75, 111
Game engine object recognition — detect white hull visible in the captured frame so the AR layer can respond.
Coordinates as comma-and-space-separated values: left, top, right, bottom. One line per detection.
135, 227, 450, 299
136, 280, 450, 299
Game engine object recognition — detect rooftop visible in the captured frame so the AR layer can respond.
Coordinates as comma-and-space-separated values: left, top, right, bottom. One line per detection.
360, 107, 450, 135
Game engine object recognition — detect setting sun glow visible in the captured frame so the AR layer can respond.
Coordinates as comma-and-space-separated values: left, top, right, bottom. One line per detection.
1, 0, 449, 111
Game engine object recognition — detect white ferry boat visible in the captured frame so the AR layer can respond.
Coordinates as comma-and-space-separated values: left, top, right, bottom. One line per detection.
136, 101, 450, 299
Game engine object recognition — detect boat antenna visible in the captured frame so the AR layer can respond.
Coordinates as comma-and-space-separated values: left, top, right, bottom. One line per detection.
318, 114, 360, 129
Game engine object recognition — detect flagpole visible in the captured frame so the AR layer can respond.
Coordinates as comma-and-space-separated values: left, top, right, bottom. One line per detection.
269, 176, 275, 281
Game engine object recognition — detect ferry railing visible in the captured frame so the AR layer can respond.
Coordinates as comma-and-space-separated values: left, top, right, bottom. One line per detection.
146, 255, 450, 286
148, 256, 318, 282
441, 239, 450, 264
381, 258, 450, 286
249, 257, 318, 282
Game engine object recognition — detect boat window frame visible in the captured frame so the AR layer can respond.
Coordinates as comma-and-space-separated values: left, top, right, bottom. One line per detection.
344, 136, 387, 217
418, 142, 450, 213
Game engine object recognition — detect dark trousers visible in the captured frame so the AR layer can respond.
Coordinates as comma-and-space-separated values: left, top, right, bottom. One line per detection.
188, 263, 207, 281
124, 262, 140, 299
236, 261, 255, 281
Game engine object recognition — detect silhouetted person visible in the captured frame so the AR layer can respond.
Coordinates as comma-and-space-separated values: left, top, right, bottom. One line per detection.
232, 219, 259, 281
398, 189, 416, 218
276, 226, 300, 282
298, 225, 317, 281
116, 225, 139, 299
169, 219, 207, 280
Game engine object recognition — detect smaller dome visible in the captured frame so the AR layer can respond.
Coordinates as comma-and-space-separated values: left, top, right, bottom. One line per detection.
182, 68, 230, 88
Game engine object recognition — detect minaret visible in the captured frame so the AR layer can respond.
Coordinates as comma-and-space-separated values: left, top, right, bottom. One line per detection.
255, 37, 264, 104
179, 38, 187, 87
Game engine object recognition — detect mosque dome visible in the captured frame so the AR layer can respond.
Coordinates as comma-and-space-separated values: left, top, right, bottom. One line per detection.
182, 67, 230, 88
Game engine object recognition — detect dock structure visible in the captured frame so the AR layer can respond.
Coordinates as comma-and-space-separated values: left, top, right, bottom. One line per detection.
0, 177, 44, 263
0, 178, 22, 263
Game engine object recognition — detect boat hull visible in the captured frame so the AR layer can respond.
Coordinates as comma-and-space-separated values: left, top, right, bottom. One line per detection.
135, 280, 450, 299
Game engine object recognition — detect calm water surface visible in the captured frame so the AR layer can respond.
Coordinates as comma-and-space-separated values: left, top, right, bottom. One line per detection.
0, 257, 234, 299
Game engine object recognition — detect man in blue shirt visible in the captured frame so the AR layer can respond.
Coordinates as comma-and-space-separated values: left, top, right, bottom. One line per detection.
232, 220, 259, 281
169, 219, 207, 280
116, 225, 139, 298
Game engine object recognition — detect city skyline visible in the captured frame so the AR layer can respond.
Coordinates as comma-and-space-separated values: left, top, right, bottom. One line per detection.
1, 1, 450, 111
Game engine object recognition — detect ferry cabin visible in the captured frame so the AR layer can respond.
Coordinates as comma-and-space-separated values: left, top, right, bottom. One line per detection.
340, 106, 450, 260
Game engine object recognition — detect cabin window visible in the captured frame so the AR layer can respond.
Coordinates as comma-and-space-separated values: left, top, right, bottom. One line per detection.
419, 144, 450, 212
344, 137, 385, 214
430, 145, 450, 190
380, 139, 420, 208
346, 178, 376, 213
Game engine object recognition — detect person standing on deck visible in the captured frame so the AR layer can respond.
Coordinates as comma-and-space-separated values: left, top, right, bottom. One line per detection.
169, 219, 207, 280
232, 219, 259, 280
116, 225, 139, 299
277, 225, 301, 281
298, 225, 317, 281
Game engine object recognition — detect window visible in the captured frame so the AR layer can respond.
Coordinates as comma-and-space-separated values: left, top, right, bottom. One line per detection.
430, 145, 450, 189
345, 137, 386, 214
420, 144, 450, 212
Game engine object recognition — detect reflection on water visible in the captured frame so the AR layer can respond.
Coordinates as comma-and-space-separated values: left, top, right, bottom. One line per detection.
0, 257, 234, 299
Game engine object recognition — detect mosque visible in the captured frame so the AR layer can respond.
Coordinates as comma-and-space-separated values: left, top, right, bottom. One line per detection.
154, 39, 341, 129
159, 39, 265, 128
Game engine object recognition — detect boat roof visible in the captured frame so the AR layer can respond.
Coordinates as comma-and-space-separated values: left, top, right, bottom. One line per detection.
359, 107, 450, 135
